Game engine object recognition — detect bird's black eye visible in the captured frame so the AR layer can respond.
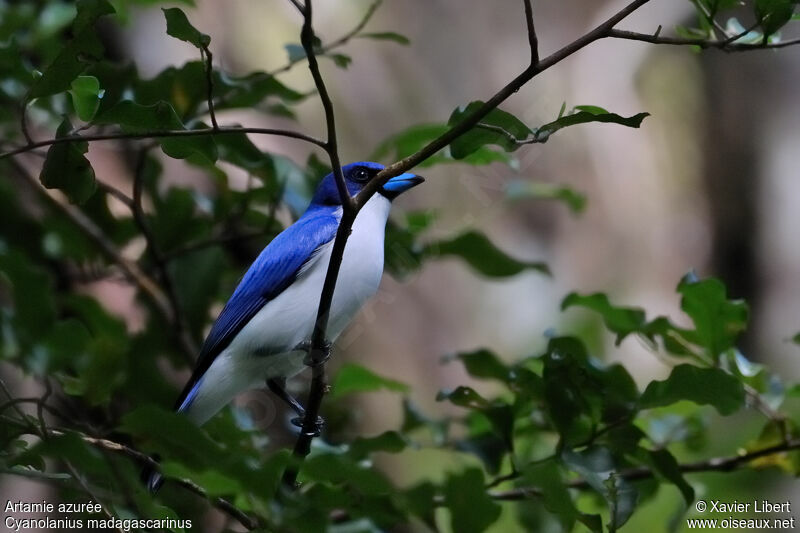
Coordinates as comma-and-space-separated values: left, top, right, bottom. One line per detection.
353, 168, 370, 182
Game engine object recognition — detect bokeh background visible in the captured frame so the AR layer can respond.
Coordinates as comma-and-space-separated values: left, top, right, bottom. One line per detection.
3, 0, 800, 531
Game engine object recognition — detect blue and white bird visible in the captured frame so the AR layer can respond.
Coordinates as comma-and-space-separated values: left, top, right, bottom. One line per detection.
144, 161, 423, 491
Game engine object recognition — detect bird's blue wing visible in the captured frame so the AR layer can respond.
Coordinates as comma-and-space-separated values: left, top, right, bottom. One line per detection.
174, 208, 339, 410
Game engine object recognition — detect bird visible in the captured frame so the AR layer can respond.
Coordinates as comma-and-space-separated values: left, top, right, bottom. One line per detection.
143, 161, 424, 491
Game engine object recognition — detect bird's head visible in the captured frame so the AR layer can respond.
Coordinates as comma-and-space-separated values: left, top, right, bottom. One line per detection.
310, 161, 424, 206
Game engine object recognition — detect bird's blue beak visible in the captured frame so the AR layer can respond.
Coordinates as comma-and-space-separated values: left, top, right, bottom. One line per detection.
380, 173, 425, 200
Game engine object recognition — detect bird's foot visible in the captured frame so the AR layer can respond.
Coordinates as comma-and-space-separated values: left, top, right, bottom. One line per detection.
302, 339, 332, 367
290, 415, 325, 437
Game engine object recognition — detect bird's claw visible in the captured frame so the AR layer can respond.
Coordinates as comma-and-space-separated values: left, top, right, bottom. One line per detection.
302, 340, 332, 367
290, 415, 325, 437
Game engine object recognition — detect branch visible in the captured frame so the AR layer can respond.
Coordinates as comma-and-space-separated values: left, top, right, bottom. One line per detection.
355, 0, 654, 209
282, 0, 354, 488
300, 0, 352, 213
0, 415, 260, 530
490, 438, 800, 501
0, 125, 326, 160
200, 45, 219, 131
7, 158, 195, 362
268, 0, 382, 77
282, 0, 654, 489
607, 28, 800, 51
130, 147, 198, 357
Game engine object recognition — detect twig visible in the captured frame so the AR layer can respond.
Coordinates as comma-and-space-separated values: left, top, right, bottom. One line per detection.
523, 0, 538, 65
282, 0, 353, 489
96, 180, 135, 209
300, 0, 352, 213
7, 158, 194, 362
490, 438, 800, 501
692, 0, 728, 39
607, 28, 800, 51
201, 46, 219, 130
130, 147, 198, 358
0, 415, 261, 530
0, 125, 326, 160
163, 229, 274, 261
355, 0, 654, 206
268, 0, 382, 77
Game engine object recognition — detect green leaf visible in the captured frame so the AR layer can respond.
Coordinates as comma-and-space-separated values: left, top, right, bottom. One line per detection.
348, 431, 407, 460
69, 75, 103, 121
330, 363, 409, 399
505, 180, 587, 214
448, 101, 532, 159
358, 31, 411, 44
562, 448, 637, 532
328, 53, 352, 69
29, 0, 115, 99
755, 0, 797, 36
424, 230, 549, 277
645, 448, 695, 505
639, 364, 745, 415
521, 460, 602, 532
448, 348, 511, 383
162, 7, 210, 48
371, 123, 509, 168
444, 468, 501, 533
677, 274, 748, 356
561, 292, 648, 344
121, 404, 224, 468
39, 118, 96, 204
533, 106, 649, 143
793, 332, 800, 345
95, 100, 217, 162
436, 386, 489, 408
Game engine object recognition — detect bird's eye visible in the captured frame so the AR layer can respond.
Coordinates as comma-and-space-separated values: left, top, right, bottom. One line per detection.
353, 168, 369, 182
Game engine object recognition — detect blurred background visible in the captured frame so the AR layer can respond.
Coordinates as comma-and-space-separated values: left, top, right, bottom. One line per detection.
3, 0, 800, 531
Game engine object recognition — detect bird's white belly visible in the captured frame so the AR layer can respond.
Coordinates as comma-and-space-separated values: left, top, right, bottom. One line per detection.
185, 195, 390, 424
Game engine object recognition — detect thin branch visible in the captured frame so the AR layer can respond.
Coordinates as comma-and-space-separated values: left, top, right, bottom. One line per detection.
692, 0, 728, 39
0, 415, 261, 530
355, 0, 654, 208
491, 438, 800, 501
201, 46, 219, 130
163, 228, 273, 261
96, 180, 134, 209
300, 0, 352, 213
287, 0, 305, 15
607, 28, 800, 51
281, 0, 355, 488
0, 125, 327, 160
7, 158, 195, 362
268, 0, 382, 77
523, 0, 538, 65
130, 147, 198, 357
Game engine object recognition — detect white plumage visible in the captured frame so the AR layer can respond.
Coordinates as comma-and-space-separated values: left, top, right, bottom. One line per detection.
182, 194, 391, 424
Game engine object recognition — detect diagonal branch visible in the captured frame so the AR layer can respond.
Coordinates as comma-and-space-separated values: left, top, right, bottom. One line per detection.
7, 157, 195, 362
0, 415, 260, 530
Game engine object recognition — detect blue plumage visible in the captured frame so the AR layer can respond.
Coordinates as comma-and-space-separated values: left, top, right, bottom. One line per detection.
145, 162, 423, 492
174, 206, 339, 411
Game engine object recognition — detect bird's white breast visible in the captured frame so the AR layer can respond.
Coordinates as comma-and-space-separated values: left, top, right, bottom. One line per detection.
184, 195, 392, 424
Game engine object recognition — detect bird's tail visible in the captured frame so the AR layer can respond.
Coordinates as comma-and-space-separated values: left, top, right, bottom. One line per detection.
141, 454, 164, 493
